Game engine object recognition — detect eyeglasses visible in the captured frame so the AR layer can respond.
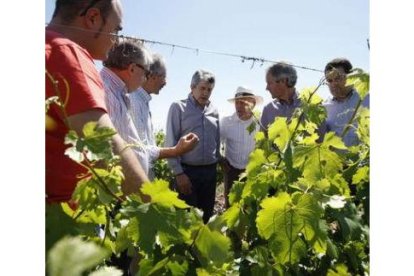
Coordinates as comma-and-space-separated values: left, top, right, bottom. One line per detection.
79, 0, 103, 16
134, 63, 151, 76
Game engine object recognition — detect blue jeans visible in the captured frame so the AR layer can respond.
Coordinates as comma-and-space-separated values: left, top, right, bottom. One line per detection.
176, 163, 217, 223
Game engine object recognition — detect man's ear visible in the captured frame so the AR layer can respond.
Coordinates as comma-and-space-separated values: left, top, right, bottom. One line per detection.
83, 8, 102, 28
127, 63, 135, 75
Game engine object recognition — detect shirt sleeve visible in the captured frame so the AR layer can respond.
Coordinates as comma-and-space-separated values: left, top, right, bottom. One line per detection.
165, 103, 183, 175
147, 145, 160, 164
216, 113, 222, 160
47, 44, 107, 117
260, 106, 269, 130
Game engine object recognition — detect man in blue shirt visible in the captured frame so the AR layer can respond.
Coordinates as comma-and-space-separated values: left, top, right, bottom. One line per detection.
323, 58, 369, 146
260, 62, 301, 129
165, 70, 220, 223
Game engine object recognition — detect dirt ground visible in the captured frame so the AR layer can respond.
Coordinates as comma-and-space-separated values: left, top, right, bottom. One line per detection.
213, 182, 226, 215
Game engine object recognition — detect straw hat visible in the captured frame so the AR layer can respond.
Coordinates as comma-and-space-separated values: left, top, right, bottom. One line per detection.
227, 86, 263, 105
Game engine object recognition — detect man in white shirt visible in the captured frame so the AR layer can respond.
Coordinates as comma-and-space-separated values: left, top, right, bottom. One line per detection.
220, 86, 263, 208
130, 53, 167, 179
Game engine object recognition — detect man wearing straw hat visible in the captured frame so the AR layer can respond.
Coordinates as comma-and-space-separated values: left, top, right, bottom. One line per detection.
220, 86, 263, 208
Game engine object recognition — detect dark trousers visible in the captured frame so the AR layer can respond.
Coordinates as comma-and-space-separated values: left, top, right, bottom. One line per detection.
176, 163, 217, 223
223, 159, 245, 208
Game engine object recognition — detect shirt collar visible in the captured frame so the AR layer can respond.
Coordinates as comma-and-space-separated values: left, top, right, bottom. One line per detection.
188, 93, 210, 109
135, 87, 152, 103
275, 90, 300, 105
332, 89, 355, 102
101, 67, 127, 96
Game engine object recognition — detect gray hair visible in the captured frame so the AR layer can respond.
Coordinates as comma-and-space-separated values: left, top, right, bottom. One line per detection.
190, 69, 215, 88
103, 38, 152, 70
149, 53, 166, 76
266, 62, 297, 88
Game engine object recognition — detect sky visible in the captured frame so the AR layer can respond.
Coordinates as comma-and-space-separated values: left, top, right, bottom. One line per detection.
4, 1, 413, 275
45, 0, 369, 131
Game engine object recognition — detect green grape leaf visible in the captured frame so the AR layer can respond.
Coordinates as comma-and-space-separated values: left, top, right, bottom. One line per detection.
114, 219, 135, 253
299, 87, 327, 125
352, 166, 369, 184
326, 237, 339, 259
347, 68, 370, 100
82, 121, 117, 140
137, 259, 153, 276
257, 193, 323, 264
323, 131, 347, 150
46, 203, 80, 251
246, 121, 257, 134
141, 179, 188, 208
196, 268, 210, 276
195, 225, 232, 266
330, 204, 364, 241
242, 169, 283, 200
268, 117, 290, 151
221, 203, 240, 228
64, 146, 84, 163
47, 236, 109, 276
327, 263, 350, 276
294, 132, 346, 180
64, 130, 85, 162
82, 122, 117, 161
132, 204, 196, 254
299, 86, 323, 105
228, 181, 244, 205
256, 193, 292, 240
246, 149, 266, 174
356, 107, 370, 144
89, 267, 123, 276
71, 178, 100, 211
246, 245, 271, 267
166, 259, 189, 276
254, 130, 266, 143
268, 233, 307, 264
147, 257, 169, 275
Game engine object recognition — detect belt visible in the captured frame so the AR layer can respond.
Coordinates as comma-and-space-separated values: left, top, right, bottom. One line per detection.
181, 162, 217, 167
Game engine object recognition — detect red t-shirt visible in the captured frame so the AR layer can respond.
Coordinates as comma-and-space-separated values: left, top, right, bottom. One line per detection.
45, 29, 107, 203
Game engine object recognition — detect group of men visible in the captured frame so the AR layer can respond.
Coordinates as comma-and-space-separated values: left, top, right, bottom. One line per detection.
46, 0, 369, 229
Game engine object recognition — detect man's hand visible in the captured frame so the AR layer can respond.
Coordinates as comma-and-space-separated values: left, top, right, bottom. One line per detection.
175, 133, 199, 155
176, 173, 192, 195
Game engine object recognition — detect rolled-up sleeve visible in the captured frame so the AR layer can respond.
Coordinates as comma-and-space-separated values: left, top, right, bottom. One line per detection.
165, 103, 183, 175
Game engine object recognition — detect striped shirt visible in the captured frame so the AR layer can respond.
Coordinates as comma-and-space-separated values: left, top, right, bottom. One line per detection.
129, 87, 160, 178
220, 113, 259, 169
100, 67, 158, 175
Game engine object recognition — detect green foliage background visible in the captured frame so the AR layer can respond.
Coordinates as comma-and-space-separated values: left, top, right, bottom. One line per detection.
46, 70, 369, 275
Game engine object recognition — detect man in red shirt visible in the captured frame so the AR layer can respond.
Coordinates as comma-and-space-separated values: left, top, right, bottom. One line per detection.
46, 0, 149, 203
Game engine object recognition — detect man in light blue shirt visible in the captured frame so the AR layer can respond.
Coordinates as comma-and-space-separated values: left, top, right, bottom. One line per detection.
323, 58, 369, 146
130, 53, 167, 179
165, 69, 220, 223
